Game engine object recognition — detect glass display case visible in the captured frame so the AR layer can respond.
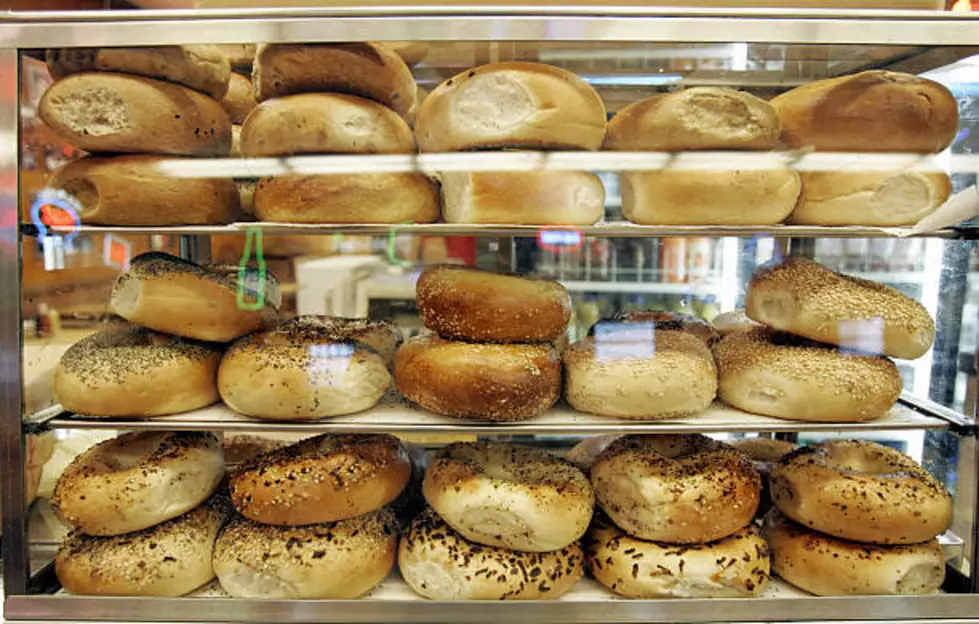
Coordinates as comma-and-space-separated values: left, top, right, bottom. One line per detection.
2, 5, 979, 623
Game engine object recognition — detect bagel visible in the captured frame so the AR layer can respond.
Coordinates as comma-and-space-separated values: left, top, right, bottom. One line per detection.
712, 310, 760, 335
713, 327, 902, 423
770, 440, 952, 545
54, 325, 223, 417
394, 334, 561, 422
218, 72, 257, 124
229, 433, 410, 526
423, 441, 594, 552
745, 256, 935, 360
764, 509, 945, 596
218, 316, 392, 421
110, 252, 281, 343
56, 495, 231, 596
730, 437, 798, 518
590, 311, 718, 345
563, 331, 717, 420
590, 434, 760, 543
298, 316, 402, 364
221, 435, 290, 474
213, 508, 399, 599
416, 265, 571, 343
566, 434, 623, 473
52, 431, 225, 536
399, 508, 584, 600
587, 515, 770, 598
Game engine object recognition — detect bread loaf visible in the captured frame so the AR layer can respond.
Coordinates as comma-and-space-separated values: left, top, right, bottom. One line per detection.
218, 72, 257, 124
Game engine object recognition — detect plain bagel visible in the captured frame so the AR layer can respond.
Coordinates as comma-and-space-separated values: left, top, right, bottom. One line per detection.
745, 256, 935, 359
394, 334, 561, 422
229, 433, 410, 526
416, 264, 572, 343
213, 508, 399, 599
54, 324, 223, 417
587, 515, 770, 598
423, 441, 594, 552
770, 440, 953, 545
110, 251, 281, 343
52, 431, 225, 536
764, 509, 945, 596
56, 495, 231, 596
399, 508, 584, 600
713, 327, 902, 422
590, 434, 760, 543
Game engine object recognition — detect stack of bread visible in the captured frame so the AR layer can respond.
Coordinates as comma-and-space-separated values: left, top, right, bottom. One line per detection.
53, 431, 229, 596
400, 441, 592, 600
773, 70, 959, 226
242, 43, 438, 224
604, 87, 801, 225
394, 264, 568, 421
414, 62, 608, 226
712, 256, 935, 423
583, 434, 770, 598
765, 440, 952, 596
40, 46, 238, 226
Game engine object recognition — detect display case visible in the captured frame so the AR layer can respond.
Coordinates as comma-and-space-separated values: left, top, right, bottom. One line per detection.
3, 5, 979, 623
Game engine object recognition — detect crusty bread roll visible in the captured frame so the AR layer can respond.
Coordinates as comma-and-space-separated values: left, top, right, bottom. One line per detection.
745, 256, 936, 359
563, 332, 717, 419
605, 87, 780, 151
213, 508, 398, 599
713, 327, 902, 422
240, 93, 414, 157
57, 495, 231, 596
415, 62, 607, 152
591, 434, 760, 543
46, 45, 231, 99
253, 43, 416, 116
54, 325, 222, 417
771, 440, 952, 545
230, 433, 410, 525
395, 334, 561, 422
49, 156, 239, 226
110, 252, 280, 343
423, 441, 594, 552
764, 509, 945, 596
218, 72, 257, 124
790, 170, 952, 226
254, 173, 439, 223
399, 508, 583, 600
771, 70, 959, 153
440, 170, 604, 225
40, 73, 232, 156
52, 432, 225, 536
587, 516, 770, 598
416, 265, 571, 343
218, 316, 391, 421
214, 44, 256, 70
620, 169, 800, 225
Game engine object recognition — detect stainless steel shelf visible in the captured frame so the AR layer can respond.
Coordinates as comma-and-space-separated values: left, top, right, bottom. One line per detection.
42, 398, 950, 435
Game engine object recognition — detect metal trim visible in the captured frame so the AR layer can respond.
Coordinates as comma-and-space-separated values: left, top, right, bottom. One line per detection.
900, 393, 978, 435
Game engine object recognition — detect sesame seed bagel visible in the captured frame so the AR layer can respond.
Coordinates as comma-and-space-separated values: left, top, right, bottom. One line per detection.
399, 508, 584, 600
770, 440, 952, 545
218, 316, 392, 421
763, 509, 945, 596
746, 256, 935, 360
56, 494, 232, 596
713, 327, 902, 423
593, 310, 719, 345
423, 441, 594, 552
110, 252, 281, 343
563, 331, 717, 420
586, 514, 770, 598
591, 434, 760, 543
416, 265, 572, 343
213, 508, 399, 599
394, 334, 561, 422
54, 325, 223, 417
229, 433, 410, 526
712, 310, 760, 336
52, 431, 225, 536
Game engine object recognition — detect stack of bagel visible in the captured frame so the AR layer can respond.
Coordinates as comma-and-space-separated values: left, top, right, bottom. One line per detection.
39, 46, 239, 226
394, 264, 569, 421
241, 42, 438, 224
